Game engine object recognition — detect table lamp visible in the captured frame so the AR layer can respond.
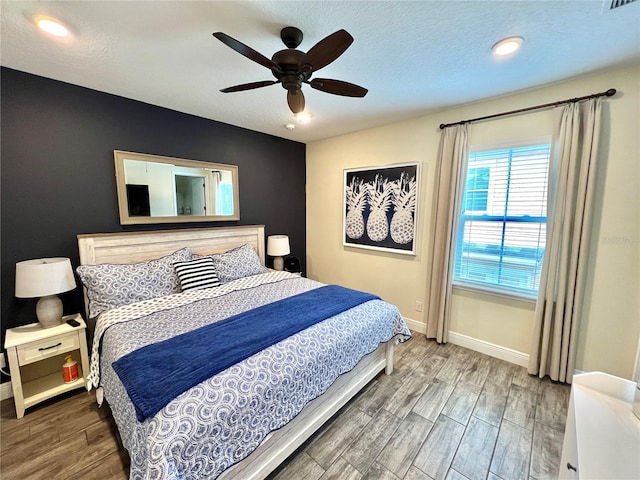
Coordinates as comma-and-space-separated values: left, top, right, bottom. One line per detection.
15, 257, 77, 328
267, 235, 290, 271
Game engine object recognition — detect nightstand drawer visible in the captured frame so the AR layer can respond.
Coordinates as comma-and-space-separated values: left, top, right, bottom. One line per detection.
17, 332, 79, 365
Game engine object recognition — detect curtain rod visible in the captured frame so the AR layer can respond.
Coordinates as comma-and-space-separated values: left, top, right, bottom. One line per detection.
439, 88, 616, 130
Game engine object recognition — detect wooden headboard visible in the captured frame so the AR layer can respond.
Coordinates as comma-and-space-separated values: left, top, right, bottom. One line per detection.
77, 225, 265, 266
77, 225, 265, 323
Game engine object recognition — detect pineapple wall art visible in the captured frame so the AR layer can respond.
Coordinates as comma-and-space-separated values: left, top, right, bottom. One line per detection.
343, 162, 420, 255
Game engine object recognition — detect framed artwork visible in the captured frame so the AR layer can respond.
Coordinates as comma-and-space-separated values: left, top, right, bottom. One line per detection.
343, 162, 420, 255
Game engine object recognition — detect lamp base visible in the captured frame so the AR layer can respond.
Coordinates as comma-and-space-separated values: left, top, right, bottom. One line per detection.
36, 295, 63, 328
273, 256, 284, 271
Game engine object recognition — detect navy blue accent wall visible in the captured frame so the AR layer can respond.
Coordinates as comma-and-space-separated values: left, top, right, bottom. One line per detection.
0, 67, 306, 345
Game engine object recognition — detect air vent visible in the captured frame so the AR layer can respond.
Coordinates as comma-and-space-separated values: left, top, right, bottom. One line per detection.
607, 0, 637, 9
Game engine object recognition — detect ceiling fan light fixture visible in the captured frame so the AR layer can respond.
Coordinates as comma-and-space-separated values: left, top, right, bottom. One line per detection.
492, 36, 523, 56
33, 15, 70, 37
295, 112, 312, 124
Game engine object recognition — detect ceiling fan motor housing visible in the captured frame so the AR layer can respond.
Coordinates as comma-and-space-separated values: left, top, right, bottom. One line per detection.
271, 49, 309, 91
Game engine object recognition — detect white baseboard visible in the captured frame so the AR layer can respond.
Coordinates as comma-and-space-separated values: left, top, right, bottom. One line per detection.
403, 317, 427, 334
403, 318, 528, 368
448, 331, 529, 367
1, 382, 13, 401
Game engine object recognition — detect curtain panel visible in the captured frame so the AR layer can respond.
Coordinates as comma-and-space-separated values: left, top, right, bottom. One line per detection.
528, 98, 602, 383
426, 124, 469, 343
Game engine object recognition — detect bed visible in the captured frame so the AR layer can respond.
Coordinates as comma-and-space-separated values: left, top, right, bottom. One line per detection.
76, 225, 410, 479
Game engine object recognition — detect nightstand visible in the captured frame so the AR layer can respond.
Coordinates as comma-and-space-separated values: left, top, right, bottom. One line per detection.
4, 314, 90, 418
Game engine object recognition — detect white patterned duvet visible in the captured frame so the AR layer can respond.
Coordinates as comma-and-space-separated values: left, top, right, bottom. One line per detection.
91, 272, 410, 479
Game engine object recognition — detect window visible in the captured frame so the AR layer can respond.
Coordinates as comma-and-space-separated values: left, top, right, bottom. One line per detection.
453, 144, 551, 297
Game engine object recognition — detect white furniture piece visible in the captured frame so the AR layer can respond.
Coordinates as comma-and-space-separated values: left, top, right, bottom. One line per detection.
77, 225, 398, 480
4, 313, 90, 418
560, 371, 640, 479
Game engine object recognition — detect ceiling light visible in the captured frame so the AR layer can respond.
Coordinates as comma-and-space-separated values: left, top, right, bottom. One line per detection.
492, 36, 523, 56
34, 15, 70, 37
295, 112, 312, 124
284, 123, 296, 130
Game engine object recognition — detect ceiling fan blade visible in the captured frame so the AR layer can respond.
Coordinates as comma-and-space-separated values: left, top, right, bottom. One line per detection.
300, 29, 353, 72
213, 32, 282, 73
220, 80, 279, 93
309, 78, 368, 97
287, 89, 305, 114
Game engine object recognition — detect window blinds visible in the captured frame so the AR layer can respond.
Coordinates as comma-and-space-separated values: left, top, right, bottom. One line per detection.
453, 144, 551, 297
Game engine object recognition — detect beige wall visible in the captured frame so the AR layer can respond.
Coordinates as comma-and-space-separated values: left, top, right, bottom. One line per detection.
306, 63, 640, 380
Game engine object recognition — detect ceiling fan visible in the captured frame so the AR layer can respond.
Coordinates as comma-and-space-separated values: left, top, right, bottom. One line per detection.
212, 26, 368, 114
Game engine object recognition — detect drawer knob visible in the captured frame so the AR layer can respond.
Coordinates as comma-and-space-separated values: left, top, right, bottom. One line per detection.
38, 342, 62, 351
567, 462, 577, 472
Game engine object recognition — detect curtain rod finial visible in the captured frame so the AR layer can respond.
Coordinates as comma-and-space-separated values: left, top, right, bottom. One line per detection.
605, 88, 616, 97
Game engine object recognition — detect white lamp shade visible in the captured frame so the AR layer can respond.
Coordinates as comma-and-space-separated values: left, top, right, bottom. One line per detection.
15, 258, 77, 298
267, 235, 290, 257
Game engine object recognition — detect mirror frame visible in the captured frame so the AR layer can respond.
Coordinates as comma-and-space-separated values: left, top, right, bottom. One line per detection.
114, 150, 240, 225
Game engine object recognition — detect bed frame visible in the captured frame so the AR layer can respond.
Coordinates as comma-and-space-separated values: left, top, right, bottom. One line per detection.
77, 225, 395, 479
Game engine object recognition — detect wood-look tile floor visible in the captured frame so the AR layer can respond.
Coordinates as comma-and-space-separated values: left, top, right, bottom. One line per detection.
0, 333, 569, 480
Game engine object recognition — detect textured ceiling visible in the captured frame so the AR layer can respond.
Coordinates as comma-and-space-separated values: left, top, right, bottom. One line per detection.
1, 1, 639, 143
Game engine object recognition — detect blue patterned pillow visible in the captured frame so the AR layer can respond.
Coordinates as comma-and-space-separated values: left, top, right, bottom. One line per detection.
207, 244, 267, 283
77, 247, 192, 318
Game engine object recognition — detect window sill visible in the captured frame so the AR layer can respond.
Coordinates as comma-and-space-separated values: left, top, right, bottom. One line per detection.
452, 282, 537, 305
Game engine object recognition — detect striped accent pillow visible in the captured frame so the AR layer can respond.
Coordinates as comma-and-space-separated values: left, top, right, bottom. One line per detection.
173, 257, 221, 291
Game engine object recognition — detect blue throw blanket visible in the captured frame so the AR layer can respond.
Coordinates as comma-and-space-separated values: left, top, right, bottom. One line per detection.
112, 285, 379, 421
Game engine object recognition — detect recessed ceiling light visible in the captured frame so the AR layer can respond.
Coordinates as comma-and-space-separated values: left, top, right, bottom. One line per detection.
33, 15, 70, 37
492, 36, 523, 56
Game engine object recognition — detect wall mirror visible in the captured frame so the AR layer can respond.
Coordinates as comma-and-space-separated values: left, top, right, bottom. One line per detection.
114, 150, 240, 225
